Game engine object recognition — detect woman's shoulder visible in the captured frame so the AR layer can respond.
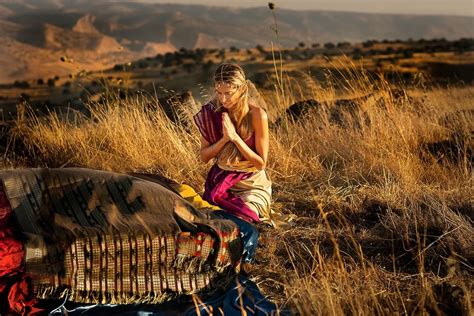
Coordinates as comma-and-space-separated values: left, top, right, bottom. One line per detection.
249, 105, 268, 122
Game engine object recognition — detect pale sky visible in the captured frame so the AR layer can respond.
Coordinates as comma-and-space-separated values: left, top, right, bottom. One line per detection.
134, 0, 474, 17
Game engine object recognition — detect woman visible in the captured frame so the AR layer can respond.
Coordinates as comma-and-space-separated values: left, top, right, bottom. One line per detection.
193, 63, 273, 225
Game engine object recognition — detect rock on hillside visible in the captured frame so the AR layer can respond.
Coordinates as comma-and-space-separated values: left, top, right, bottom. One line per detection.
44, 22, 124, 53
141, 41, 176, 56
72, 14, 101, 34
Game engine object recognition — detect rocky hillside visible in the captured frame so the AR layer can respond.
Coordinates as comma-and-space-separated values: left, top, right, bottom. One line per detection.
0, 0, 472, 82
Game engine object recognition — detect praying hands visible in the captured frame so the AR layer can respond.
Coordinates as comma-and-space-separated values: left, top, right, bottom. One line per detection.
222, 112, 239, 142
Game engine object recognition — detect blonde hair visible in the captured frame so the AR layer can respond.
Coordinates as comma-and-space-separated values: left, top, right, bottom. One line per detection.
213, 63, 254, 168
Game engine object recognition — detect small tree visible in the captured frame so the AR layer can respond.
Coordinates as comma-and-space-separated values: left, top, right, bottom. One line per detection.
19, 93, 30, 102
337, 41, 351, 48
255, 44, 266, 53
14, 81, 30, 88
324, 42, 335, 49
402, 50, 414, 59
385, 46, 395, 54
362, 40, 376, 48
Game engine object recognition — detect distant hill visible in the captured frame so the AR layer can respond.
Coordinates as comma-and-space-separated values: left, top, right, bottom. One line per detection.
0, 0, 473, 83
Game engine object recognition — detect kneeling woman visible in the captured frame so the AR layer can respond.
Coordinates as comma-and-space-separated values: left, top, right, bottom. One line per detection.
194, 63, 272, 226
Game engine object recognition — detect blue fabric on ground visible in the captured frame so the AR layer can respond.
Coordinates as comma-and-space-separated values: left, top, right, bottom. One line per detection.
184, 275, 288, 316
214, 210, 259, 263
47, 276, 286, 315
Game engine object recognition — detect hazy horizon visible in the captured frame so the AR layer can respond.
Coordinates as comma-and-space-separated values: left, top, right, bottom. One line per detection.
121, 0, 474, 17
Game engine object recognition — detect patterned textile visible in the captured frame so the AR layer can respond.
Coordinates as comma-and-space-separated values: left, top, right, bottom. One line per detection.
193, 102, 266, 223
0, 168, 243, 314
213, 211, 259, 264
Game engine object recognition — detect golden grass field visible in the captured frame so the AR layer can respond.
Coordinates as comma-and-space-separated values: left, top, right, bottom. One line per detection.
2, 57, 473, 315
1, 38, 473, 113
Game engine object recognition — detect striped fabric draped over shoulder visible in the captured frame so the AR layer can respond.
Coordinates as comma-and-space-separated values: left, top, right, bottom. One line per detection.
193, 102, 222, 144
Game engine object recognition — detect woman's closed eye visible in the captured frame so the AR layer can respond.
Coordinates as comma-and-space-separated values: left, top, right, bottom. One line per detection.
217, 91, 233, 97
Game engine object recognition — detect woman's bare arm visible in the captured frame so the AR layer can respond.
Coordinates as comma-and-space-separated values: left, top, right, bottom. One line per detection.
199, 135, 229, 163
228, 107, 269, 170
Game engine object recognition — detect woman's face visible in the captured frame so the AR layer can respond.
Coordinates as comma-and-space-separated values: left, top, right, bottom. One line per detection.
215, 82, 240, 110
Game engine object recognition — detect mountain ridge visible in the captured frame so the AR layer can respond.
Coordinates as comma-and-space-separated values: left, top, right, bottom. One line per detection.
0, 1, 472, 82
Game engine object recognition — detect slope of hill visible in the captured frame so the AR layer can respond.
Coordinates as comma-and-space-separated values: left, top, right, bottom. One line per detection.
0, 0, 472, 83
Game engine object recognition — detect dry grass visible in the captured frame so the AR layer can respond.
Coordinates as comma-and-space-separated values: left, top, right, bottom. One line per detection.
6, 62, 473, 315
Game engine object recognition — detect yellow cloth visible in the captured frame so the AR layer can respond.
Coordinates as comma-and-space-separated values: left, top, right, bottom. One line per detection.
172, 183, 221, 211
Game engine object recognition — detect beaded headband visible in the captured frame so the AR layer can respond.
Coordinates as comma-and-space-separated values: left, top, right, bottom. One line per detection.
214, 63, 247, 88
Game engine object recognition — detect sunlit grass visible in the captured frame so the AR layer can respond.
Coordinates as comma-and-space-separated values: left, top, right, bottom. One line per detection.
8, 61, 474, 315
